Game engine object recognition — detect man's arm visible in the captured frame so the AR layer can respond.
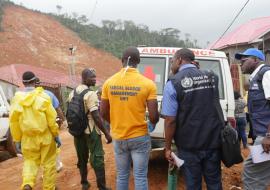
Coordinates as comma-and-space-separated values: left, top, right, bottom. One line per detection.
161, 81, 178, 162
100, 99, 110, 123
147, 99, 159, 124
262, 70, 270, 100
100, 82, 110, 123
45, 90, 66, 126
91, 110, 112, 143
56, 107, 65, 125
261, 71, 270, 153
9, 96, 22, 142
146, 82, 159, 125
86, 91, 112, 143
45, 102, 59, 137
164, 116, 176, 163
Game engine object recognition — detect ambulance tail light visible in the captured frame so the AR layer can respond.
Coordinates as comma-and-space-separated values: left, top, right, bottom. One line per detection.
227, 117, 236, 128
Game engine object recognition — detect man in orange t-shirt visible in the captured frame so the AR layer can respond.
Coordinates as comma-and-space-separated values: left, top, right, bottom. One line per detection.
101, 47, 159, 190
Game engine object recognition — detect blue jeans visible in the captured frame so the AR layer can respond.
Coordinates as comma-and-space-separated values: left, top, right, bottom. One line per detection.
178, 149, 222, 190
113, 135, 151, 190
236, 117, 247, 147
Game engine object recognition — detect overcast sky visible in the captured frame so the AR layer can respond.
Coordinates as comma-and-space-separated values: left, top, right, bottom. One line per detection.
10, 0, 270, 47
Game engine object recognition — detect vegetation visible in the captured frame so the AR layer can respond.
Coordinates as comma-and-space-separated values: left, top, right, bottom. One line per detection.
0, 0, 6, 27
0, 1, 200, 58
0, 0, 14, 31
50, 12, 200, 58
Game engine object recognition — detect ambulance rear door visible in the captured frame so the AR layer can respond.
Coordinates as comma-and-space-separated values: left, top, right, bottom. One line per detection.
137, 54, 169, 138
196, 57, 228, 118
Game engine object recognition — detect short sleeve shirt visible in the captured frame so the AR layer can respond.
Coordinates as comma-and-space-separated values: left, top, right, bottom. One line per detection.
44, 90, 60, 109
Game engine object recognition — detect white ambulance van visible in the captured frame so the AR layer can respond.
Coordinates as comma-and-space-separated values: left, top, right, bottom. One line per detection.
137, 47, 235, 149
0, 86, 16, 156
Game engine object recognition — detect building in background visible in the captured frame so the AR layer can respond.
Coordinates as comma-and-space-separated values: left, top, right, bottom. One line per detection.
209, 16, 270, 94
0, 64, 101, 111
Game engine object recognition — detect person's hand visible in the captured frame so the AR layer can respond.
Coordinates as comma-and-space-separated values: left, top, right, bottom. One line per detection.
62, 120, 68, 129
56, 117, 63, 127
55, 136, 62, 148
165, 148, 174, 164
105, 133, 112, 144
262, 136, 270, 153
15, 142, 21, 153
147, 121, 156, 133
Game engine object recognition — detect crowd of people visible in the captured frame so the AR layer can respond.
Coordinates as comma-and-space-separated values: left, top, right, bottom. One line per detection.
8, 46, 270, 190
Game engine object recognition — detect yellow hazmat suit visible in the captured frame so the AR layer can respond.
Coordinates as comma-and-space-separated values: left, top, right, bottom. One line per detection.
9, 87, 59, 190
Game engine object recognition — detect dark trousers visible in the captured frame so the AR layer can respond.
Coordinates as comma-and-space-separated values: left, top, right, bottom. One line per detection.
178, 149, 222, 190
74, 129, 105, 185
236, 117, 247, 147
246, 113, 256, 142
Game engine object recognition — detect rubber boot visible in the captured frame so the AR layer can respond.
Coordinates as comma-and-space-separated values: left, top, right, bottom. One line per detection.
23, 184, 32, 190
79, 164, 90, 190
94, 167, 111, 190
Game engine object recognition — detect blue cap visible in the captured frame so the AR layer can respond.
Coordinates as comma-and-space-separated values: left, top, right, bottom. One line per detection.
235, 48, 265, 61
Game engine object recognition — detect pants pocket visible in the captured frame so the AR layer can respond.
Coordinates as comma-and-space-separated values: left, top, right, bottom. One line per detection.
131, 137, 151, 153
91, 153, 104, 169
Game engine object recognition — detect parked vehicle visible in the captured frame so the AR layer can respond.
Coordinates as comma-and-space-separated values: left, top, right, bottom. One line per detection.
137, 47, 235, 149
0, 86, 16, 156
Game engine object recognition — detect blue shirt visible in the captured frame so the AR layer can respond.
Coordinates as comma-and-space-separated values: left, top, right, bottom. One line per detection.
161, 64, 196, 116
44, 90, 59, 109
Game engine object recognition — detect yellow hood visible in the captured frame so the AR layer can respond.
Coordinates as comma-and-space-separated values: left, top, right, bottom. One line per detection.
9, 86, 59, 142
14, 87, 50, 112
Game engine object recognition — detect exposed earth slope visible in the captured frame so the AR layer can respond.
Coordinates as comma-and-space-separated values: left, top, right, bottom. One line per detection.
0, 5, 121, 82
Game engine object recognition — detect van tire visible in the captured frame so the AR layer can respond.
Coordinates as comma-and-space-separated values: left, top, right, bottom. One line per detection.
5, 130, 17, 157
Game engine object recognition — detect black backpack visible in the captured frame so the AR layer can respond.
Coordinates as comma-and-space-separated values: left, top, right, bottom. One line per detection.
66, 88, 91, 137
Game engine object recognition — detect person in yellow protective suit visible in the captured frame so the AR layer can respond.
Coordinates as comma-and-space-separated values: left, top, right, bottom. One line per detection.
36, 78, 65, 172
9, 71, 60, 190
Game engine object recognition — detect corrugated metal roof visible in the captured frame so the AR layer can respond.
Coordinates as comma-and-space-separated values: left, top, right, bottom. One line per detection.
209, 16, 270, 50
0, 64, 93, 88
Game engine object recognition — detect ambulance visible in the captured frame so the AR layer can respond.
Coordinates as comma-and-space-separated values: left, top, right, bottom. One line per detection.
137, 47, 235, 149
0, 86, 16, 156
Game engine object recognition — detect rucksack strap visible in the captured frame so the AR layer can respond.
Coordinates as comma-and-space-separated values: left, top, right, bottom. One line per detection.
74, 87, 92, 133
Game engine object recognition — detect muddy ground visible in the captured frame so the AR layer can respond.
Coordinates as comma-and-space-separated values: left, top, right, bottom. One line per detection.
0, 130, 269, 190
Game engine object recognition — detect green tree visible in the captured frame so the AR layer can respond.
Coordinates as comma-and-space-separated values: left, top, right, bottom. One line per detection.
50, 13, 199, 58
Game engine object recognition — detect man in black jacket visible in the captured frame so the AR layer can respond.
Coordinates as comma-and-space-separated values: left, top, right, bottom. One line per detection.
163, 48, 223, 190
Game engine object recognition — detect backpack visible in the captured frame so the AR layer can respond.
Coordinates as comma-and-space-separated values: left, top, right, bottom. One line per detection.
66, 88, 91, 137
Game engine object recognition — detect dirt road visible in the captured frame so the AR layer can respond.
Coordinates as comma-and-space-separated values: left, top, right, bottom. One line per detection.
0, 130, 264, 190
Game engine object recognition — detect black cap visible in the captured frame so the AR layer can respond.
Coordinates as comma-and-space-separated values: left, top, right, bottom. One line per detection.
22, 71, 36, 83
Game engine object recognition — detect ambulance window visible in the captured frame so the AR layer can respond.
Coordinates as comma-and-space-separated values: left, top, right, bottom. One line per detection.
198, 59, 224, 99
138, 57, 166, 95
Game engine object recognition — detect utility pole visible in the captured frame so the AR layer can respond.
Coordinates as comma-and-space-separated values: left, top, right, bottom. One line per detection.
68, 44, 77, 87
